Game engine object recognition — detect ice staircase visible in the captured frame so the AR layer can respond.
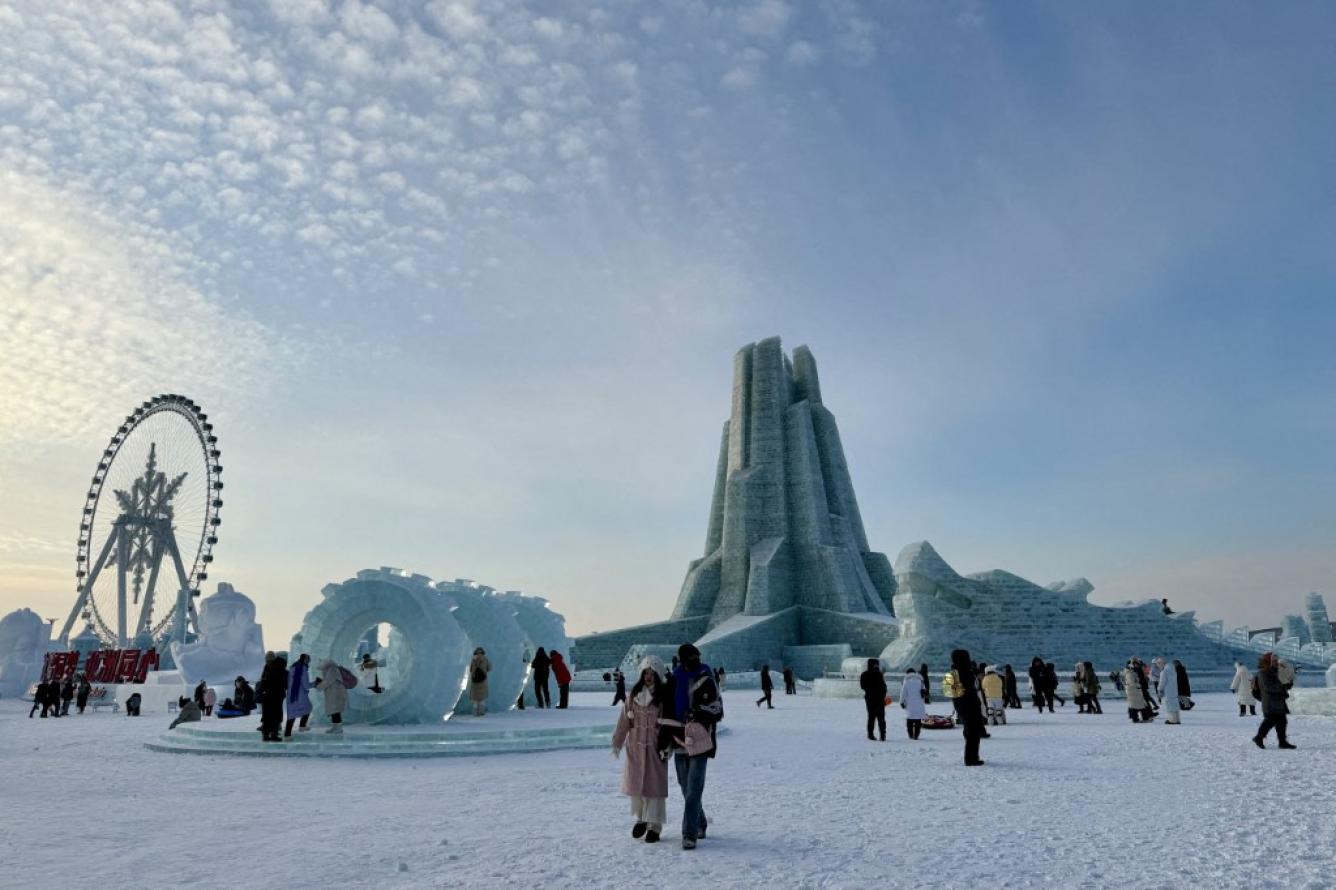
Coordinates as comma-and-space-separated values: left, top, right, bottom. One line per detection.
146, 720, 616, 759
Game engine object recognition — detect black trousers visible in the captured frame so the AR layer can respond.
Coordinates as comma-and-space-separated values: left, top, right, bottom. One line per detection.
261, 700, 284, 738
784, 680, 796, 694
865, 703, 886, 739
1257, 714, 1288, 743
1128, 707, 1140, 723
534, 675, 551, 708
557, 684, 570, 709
906, 718, 922, 739
1238, 704, 1256, 716
1088, 695, 1102, 714
284, 714, 310, 736
757, 689, 773, 708
963, 728, 982, 764
612, 688, 626, 706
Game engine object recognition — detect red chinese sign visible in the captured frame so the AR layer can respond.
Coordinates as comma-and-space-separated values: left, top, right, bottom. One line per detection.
42, 648, 159, 683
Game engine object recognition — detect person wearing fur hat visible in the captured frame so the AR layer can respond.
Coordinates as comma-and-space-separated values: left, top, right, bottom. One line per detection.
611, 656, 673, 844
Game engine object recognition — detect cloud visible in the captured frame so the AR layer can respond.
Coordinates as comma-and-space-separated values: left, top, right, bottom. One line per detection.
0, 167, 301, 449
738, 0, 794, 39
785, 40, 820, 66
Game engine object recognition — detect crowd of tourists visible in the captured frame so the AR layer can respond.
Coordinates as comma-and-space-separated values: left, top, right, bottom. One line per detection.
852, 650, 1301, 767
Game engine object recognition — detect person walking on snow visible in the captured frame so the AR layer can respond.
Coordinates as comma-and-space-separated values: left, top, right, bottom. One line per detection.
1122, 660, 1152, 723
783, 666, 796, 695
60, 678, 75, 715
75, 676, 91, 714
285, 653, 314, 736
611, 656, 673, 844
1044, 662, 1066, 708
1082, 661, 1103, 714
315, 658, 349, 733
1028, 658, 1049, 712
860, 659, 887, 741
1253, 653, 1296, 749
550, 650, 572, 709
1231, 661, 1257, 717
1156, 657, 1180, 724
667, 643, 723, 850
1072, 663, 1088, 713
530, 647, 552, 708
755, 665, 775, 709
1002, 665, 1022, 709
898, 669, 926, 739
468, 648, 491, 716
919, 663, 931, 704
611, 668, 627, 706
944, 648, 986, 766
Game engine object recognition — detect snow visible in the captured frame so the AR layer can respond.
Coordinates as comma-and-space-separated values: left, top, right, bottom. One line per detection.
3, 691, 1334, 889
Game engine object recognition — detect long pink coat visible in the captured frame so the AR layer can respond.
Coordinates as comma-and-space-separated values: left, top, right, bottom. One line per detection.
612, 695, 668, 799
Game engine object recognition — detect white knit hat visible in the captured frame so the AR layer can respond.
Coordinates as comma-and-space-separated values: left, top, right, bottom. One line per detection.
638, 655, 666, 681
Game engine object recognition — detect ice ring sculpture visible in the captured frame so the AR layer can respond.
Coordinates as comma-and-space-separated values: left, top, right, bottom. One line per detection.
294, 569, 472, 725
293, 568, 568, 725
436, 582, 529, 716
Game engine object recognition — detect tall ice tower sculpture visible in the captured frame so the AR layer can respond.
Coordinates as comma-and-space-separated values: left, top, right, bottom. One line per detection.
574, 337, 899, 677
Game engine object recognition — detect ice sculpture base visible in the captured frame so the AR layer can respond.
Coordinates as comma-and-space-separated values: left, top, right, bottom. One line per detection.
145, 706, 616, 759
1287, 688, 1336, 717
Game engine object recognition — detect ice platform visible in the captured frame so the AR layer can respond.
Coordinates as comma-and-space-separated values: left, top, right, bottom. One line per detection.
146, 707, 615, 759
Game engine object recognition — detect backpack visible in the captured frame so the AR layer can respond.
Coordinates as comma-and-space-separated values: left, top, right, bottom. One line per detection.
338, 666, 358, 689
472, 666, 487, 684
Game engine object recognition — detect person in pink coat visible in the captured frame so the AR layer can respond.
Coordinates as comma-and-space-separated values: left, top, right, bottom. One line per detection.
611, 656, 672, 844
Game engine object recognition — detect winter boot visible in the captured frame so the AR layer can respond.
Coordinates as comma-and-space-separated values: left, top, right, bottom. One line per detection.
682, 836, 697, 850
1252, 735, 1265, 749
632, 822, 648, 839
645, 830, 660, 844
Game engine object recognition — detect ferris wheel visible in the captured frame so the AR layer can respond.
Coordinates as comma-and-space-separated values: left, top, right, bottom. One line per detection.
58, 395, 223, 649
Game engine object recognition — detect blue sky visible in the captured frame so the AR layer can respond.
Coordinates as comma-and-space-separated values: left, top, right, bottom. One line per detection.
2, 0, 1334, 645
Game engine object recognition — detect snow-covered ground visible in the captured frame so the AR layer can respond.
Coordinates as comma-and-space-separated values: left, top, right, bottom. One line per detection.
2, 691, 1332, 889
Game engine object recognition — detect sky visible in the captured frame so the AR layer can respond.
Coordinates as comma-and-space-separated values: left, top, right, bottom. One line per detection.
2, 0, 1335, 648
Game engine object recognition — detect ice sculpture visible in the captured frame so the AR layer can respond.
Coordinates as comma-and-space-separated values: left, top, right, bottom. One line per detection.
1280, 615, 1311, 645
435, 581, 528, 716
1305, 593, 1333, 644
575, 337, 900, 677
1286, 660, 1336, 716
0, 608, 50, 698
294, 569, 471, 725
292, 568, 567, 725
881, 541, 1267, 672
493, 589, 572, 657
170, 583, 266, 684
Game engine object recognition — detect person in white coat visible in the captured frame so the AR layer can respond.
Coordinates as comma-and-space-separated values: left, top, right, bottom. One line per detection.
1230, 662, 1257, 717
315, 658, 349, 734
1156, 657, 1180, 724
898, 669, 927, 739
